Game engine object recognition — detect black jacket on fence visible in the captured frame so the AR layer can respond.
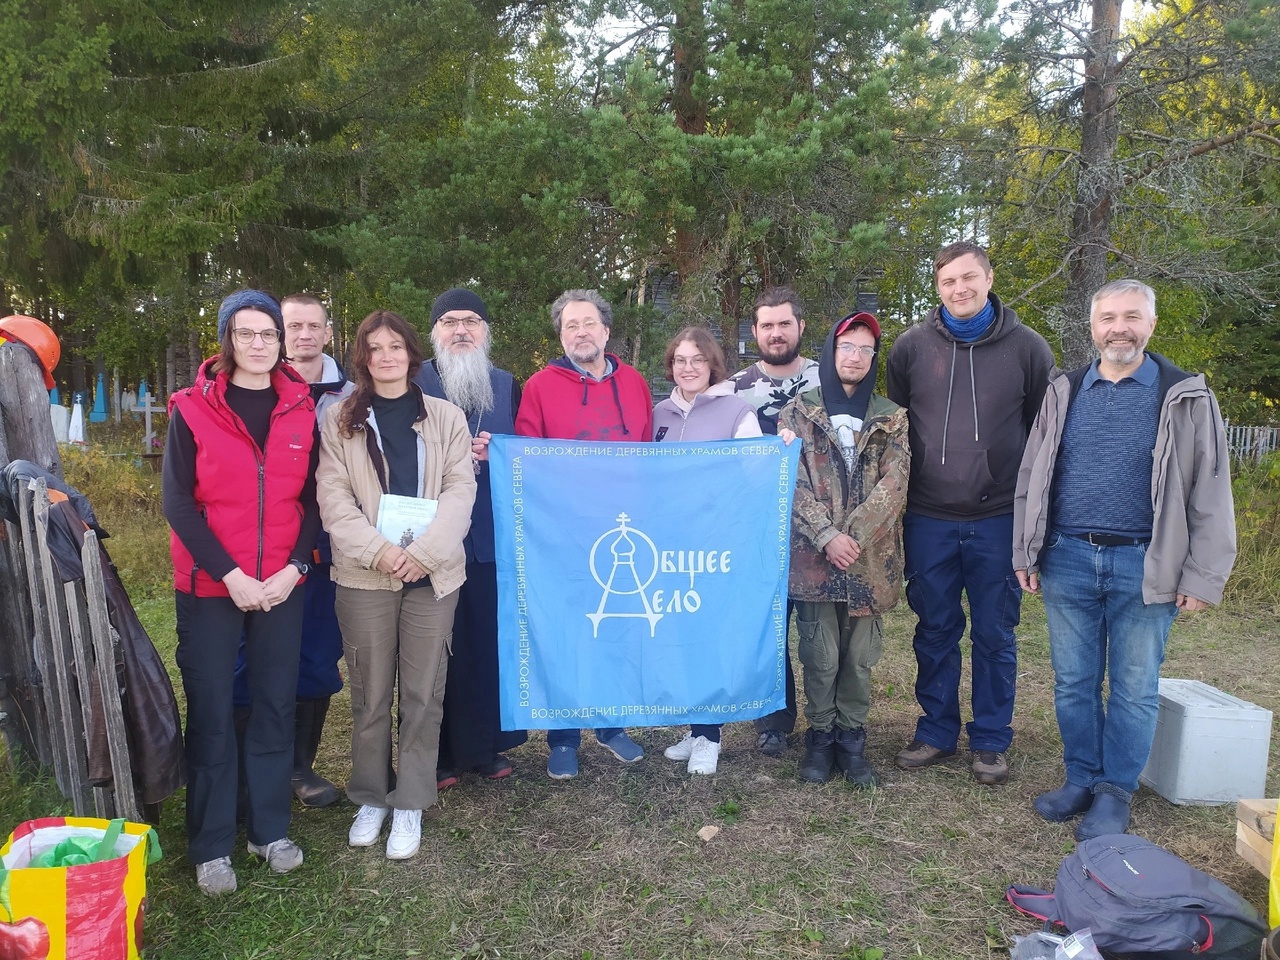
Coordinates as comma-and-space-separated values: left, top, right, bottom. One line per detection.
1, 459, 186, 807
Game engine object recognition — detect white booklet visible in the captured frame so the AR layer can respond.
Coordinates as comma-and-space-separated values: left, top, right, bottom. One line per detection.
375, 494, 438, 548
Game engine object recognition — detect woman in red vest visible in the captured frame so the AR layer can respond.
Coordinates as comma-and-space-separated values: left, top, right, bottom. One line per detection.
317, 311, 476, 861
163, 289, 319, 896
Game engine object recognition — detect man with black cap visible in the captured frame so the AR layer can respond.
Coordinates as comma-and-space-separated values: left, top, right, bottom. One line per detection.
412, 288, 528, 785
778, 311, 910, 787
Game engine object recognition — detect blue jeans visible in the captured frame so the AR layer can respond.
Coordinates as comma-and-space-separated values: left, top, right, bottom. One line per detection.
903, 512, 1022, 752
1039, 532, 1177, 794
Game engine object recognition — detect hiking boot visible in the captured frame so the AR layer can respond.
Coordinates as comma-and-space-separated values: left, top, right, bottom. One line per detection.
386, 808, 422, 860
756, 729, 788, 757
476, 755, 513, 780
436, 769, 460, 790
547, 746, 579, 779
664, 735, 697, 761
598, 731, 644, 763
195, 857, 237, 896
1075, 789, 1131, 841
971, 750, 1009, 785
833, 726, 879, 788
894, 739, 957, 770
349, 804, 389, 847
798, 728, 837, 783
247, 837, 304, 874
686, 737, 720, 775
291, 697, 340, 807
1033, 783, 1093, 822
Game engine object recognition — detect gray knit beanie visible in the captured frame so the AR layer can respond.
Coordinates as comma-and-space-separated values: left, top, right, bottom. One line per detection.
217, 290, 284, 340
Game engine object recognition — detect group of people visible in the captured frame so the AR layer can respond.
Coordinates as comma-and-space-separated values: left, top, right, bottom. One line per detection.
162, 240, 1236, 898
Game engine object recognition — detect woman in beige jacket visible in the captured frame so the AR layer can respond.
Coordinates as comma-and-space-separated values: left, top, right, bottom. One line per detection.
317, 310, 476, 860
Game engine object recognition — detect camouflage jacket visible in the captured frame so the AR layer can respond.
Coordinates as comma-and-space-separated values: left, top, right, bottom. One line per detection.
780, 389, 910, 613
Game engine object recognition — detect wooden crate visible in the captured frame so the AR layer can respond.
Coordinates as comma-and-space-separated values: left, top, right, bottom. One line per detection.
1236, 798, 1276, 876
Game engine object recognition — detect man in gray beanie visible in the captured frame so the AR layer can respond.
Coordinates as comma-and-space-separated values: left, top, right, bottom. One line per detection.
413, 288, 527, 786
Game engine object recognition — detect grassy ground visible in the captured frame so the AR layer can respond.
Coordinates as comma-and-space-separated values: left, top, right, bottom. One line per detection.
3, 445, 1278, 958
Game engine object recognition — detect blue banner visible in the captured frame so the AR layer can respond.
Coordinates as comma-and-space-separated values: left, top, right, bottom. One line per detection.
490, 435, 799, 730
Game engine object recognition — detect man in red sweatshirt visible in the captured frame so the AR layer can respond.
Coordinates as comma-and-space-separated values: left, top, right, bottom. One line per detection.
515, 288, 653, 778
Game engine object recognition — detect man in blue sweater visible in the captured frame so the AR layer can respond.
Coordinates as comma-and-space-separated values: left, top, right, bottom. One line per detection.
1013, 279, 1235, 839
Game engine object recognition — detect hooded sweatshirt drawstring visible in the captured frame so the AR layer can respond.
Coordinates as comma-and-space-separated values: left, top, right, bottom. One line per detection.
940, 341, 981, 466
609, 376, 630, 436
941, 341, 956, 465
969, 343, 979, 442
579, 372, 630, 435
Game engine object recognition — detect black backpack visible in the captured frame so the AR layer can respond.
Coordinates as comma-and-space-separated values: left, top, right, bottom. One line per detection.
1007, 835, 1267, 959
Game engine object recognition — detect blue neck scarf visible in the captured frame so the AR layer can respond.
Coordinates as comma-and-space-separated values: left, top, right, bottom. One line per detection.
940, 298, 996, 342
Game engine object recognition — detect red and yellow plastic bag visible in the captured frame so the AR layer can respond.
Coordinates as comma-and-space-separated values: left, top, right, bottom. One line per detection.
0, 817, 160, 960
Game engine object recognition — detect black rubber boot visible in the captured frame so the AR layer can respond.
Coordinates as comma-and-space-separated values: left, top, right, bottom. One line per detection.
1074, 785, 1131, 841
833, 726, 879, 788
798, 728, 836, 783
1033, 782, 1093, 822
292, 697, 341, 807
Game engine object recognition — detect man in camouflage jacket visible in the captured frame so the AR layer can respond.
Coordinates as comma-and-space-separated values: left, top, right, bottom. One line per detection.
779, 311, 910, 787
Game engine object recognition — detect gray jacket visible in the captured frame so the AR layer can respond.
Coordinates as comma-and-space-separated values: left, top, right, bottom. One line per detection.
1013, 354, 1236, 605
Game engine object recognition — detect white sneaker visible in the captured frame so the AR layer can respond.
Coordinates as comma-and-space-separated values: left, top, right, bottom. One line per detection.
195, 856, 237, 896
349, 805, 389, 847
386, 807, 421, 860
664, 735, 697, 761
687, 736, 720, 775
247, 837, 304, 874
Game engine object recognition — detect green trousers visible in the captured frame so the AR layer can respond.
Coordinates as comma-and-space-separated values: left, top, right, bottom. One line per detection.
794, 601, 883, 732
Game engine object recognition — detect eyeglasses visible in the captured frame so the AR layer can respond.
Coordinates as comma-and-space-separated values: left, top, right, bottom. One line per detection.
233, 328, 281, 345
836, 343, 876, 357
563, 319, 603, 334
438, 317, 484, 331
672, 356, 708, 369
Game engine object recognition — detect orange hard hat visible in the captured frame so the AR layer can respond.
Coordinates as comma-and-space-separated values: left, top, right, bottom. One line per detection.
0, 315, 60, 389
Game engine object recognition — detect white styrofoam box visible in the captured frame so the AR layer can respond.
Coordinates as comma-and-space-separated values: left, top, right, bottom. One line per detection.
1139, 678, 1272, 806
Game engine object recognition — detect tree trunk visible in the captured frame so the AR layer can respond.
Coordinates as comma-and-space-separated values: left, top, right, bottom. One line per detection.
719, 274, 742, 370
1060, 0, 1123, 368
671, 0, 708, 290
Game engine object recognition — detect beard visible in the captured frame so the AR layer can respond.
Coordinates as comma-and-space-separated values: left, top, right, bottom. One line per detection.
1098, 335, 1147, 366
759, 338, 801, 366
431, 328, 495, 416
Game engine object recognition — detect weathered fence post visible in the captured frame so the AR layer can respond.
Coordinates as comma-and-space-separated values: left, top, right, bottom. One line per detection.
0, 340, 60, 770
80, 530, 141, 823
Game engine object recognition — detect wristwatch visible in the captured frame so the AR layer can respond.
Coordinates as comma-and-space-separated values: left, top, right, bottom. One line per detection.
288, 559, 310, 576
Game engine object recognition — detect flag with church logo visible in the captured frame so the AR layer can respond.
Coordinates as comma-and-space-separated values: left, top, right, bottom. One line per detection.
489, 435, 799, 730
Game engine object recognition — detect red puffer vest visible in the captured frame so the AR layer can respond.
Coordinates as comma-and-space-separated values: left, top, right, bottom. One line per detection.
168, 359, 315, 596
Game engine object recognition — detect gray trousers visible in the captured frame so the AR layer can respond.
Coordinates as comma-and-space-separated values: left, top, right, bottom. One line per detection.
794, 601, 883, 732
336, 584, 457, 811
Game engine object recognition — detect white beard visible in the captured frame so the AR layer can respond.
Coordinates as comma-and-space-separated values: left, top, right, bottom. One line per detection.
432, 330, 495, 417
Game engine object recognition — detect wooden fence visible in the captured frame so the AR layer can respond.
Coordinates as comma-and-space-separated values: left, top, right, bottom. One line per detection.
1224, 423, 1280, 464
6, 477, 140, 821
0, 338, 139, 820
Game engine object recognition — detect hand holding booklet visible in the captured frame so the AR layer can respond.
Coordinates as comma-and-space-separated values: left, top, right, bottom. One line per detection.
376, 494, 438, 549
